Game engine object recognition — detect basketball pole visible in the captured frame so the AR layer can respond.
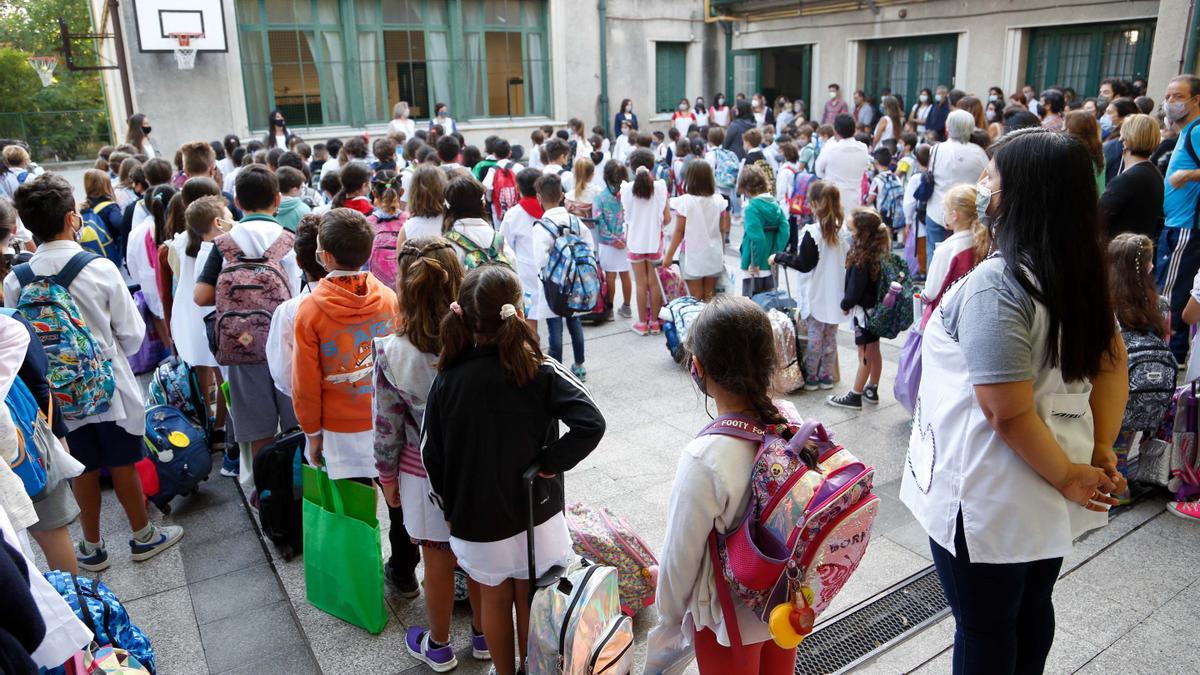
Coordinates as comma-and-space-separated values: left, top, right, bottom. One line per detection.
107, 0, 134, 120
59, 4, 134, 124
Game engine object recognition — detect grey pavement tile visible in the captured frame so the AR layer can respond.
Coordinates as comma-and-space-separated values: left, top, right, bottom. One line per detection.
871, 487, 918, 538
864, 615, 953, 673
1052, 573, 1153, 648
1044, 627, 1104, 674
200, 600, 307, 674
1056, 526, 1200, 614
1138, 507, 1200, 541
1061, 496, 1169, 574
182, 526, 269, 584
882, 519, 935, 562
910, 647, 953, 674
123, 586, 206, 675
1077, 617, 1200, 674
165, 494, 253, 542
304, 611, 409, 675
96, 542, 187, 603
218, 647, 321, 675
190, 561, 287, 625
1150, 578, 1200, 630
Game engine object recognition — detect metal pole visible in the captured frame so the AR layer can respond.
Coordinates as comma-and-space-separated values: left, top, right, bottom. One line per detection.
598, 0, 610, 133
107, 0, 135, 122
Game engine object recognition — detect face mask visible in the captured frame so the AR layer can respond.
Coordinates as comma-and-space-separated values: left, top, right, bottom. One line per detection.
988, 94, 999, 102
679, 106, 687, 112
273, 118, 285, 127
439, 109, 449, 117
934, 94, 943, 103
1099, 114, 1114, 132
142, 125, 152, 135
829, 91, 837, 99
625, 105, 632, 112
715, 99, 723, 106
986, 110, 997, 122
976, 183, 1000, 223
919, 94, 929, 103
1166, 101, 1191, 121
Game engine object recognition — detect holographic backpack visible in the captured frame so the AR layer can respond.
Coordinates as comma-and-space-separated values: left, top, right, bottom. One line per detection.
527, 561, 633, 675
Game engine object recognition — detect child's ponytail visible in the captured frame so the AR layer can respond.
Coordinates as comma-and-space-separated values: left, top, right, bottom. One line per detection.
438, 265, 543, 386
628, 149, 656, 199
397, 237, 463, 354
333, 162, 371, 209
372, 169, 402, 215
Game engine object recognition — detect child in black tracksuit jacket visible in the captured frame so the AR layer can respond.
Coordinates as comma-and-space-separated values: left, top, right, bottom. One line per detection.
828, 209, 888, 411
422, 264, 605, 675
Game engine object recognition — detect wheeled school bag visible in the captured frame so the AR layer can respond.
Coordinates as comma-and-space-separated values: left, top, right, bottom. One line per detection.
253, 428, 306, 560
147, 355, 208, 434
78, 200, 119, 264
13, 252, 116, 421
524, 469, 632, 675
659, 296, 705, 365
864, 253, 916, 339
538, 216, 601, 317
367, 209, 407, 289
565, 502, 659, 617
654, 263, 687, 305
767, 308, 805, 394
700, 416, 879, 650
43, 572, 155, 675
143, 404, 211, 514
212, 231, 295, 365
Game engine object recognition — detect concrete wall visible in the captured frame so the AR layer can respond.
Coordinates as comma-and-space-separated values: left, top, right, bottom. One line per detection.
733, 0, 1163, 104
1147, 0, 1194, 98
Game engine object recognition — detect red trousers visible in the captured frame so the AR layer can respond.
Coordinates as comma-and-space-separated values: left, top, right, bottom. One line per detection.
693, 628, 796, 674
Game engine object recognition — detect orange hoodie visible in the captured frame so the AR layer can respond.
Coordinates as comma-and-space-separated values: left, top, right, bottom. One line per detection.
292, 272, 398, 434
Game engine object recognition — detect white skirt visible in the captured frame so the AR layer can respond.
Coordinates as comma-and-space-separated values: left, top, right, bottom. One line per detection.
400, 472, 451, 544
450, 512, 573, 587
598, 243, 630, 273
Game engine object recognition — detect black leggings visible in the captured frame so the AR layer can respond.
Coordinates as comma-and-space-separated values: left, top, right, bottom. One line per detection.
930, 512, 1063, 675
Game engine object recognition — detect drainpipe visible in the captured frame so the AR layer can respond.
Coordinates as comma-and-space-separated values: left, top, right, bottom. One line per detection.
598, 0, 610, 131
723, 21, 733, 98
1185, 0, 1200, 73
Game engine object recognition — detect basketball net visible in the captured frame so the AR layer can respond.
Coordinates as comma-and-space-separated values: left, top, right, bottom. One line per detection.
27, 56, 57, 87
169, 33, 202, 70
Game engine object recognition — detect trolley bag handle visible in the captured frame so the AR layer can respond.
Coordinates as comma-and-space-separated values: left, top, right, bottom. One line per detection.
524, 462, 541, 606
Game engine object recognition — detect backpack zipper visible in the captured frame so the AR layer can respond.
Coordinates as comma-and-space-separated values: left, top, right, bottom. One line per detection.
588, 617, 632, 673
558, 565, 601, 668
798, 492, 880, 570
220, 262, 290, 293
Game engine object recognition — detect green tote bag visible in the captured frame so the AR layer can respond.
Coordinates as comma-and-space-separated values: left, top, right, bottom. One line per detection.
302, 464, 388, 634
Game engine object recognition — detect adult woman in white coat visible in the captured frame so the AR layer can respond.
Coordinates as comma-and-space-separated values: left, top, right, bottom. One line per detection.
901, 129, 1128, 675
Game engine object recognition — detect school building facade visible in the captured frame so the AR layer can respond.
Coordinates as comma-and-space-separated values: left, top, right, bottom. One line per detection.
92, 0, 1196, 153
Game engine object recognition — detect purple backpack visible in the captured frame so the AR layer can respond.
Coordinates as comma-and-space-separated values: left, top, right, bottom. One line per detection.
128, 290, 169, 374
213, 232, 295, 365
367, 209, 407, 289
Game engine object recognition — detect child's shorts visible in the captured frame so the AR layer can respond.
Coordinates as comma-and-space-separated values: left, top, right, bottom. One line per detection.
401, 473, 451, 546
450, 513, 573, 587
66, 421, 144, 472
854, 325, 880, 346
29, 479, 80, 531
227, 363, 298, 443
627, 251, 662, 263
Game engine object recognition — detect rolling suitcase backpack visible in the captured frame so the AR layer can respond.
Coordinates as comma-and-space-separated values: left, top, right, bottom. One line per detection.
143, 404, 212, 514
253, 428, 306, 559
659, 296, 705, 365
524, 468, 633, 674
147, 354, 209, 436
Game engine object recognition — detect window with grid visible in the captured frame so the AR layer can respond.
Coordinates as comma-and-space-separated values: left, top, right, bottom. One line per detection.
863, 35, 957, 112
236, 0, 551, 129
1025, 22, 1155, 96
655, 43, 688, 114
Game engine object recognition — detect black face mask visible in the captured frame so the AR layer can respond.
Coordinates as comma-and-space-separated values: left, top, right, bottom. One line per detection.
273, 118, 285, 127
142, 125, 152, 135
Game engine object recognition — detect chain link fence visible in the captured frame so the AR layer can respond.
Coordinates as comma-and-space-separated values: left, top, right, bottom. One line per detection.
0, 110, 112, 163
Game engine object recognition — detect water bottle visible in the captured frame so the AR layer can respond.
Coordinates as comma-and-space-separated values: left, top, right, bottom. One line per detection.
882, 281, 902, 309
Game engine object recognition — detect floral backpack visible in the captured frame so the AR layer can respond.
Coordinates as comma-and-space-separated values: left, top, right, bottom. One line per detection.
593, 187, 625, 248
367, 209, 408, 288
699, 414, 879, 650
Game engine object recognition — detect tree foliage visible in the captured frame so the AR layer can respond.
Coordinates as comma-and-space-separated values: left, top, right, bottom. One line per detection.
0, 0, 111, 161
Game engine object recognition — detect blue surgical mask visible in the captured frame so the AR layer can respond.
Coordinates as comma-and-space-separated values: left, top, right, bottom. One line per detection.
976, 183, 999, 223
1099, 114, 1114, 136
934, 94, 944, 103
988, 94, 999, 102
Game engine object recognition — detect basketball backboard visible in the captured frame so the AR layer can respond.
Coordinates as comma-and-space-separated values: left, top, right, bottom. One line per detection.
133, 0, 228, 52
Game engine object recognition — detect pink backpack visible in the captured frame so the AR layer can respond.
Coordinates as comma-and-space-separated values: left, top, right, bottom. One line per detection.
213, 232, 295, 365
367, 209, 408, 288
565, 502, 659, 616
700, 415, 879, 650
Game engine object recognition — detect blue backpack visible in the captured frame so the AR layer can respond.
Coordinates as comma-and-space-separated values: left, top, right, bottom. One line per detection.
874, 171, 905, 228
712, 148, 740, 191
79, 201, 119, 264
143, 405, 211, 514
5, 378, 49, 500
147, 355, 208, 435
42, 572, 155, 675
538, 216, 601, 317
13, 252, 116, 421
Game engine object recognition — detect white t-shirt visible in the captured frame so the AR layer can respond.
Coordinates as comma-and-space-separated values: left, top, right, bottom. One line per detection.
710, 106, 731, 127
669, 193, 727, 279
620, 179, 668, 255
926, 140, 989, 225
403, 214, 444, 240
388, 118, 417, 140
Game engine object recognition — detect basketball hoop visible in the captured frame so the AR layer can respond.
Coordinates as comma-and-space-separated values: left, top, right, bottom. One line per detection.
27, 56, 57, 87
168, 32, 203, 70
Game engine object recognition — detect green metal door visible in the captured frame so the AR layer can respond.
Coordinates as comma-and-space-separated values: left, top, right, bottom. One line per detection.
1026, 21, 1155, 96
655, 42, 688, 113
730, 50, 761, 100
864, 35, 957, 111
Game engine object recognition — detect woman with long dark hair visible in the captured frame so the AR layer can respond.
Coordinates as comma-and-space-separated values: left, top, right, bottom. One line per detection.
613, 98, 639, 139
901, 128, 1127, 674
263, 109, 295, 149
125, 113, 157, 157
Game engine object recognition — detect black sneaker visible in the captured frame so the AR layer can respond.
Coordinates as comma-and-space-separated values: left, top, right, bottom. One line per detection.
386, 560, 420, 599
827, 391, 863, 410
863, 385, 880, 405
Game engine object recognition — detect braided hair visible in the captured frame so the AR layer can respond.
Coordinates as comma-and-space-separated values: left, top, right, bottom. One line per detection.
396, 236, 464, 355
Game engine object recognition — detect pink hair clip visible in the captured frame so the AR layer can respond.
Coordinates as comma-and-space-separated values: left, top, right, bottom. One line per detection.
449, 301, 463, 316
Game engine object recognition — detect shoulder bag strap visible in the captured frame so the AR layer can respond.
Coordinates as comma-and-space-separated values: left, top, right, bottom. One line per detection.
707, 531, 746, 654
696, 414, 767, 443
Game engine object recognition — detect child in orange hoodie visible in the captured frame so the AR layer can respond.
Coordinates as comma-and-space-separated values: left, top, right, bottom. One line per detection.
292, 207, 398, 479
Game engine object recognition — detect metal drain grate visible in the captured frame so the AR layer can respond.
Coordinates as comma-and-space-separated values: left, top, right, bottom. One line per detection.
794, 567, 949, 674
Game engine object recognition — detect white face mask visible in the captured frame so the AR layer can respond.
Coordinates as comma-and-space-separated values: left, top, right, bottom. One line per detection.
829, 91, 838, 99
986, 110, 997, 122
919, 94, 929, 103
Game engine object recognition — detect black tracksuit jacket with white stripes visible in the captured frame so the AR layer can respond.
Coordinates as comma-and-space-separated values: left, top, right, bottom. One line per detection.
421, 345, 606, 543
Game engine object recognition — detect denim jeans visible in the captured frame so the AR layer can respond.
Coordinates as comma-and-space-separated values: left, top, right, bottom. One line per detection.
930, 512, 1063, 675
546, 316, 585, 366
925, 216, 948, 269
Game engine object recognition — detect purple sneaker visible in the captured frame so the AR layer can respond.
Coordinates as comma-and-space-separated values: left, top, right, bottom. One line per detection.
471, 629, 491, 661
406, 627, 457, 672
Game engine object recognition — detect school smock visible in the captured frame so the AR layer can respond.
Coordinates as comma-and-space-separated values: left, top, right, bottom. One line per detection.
126, 216, 165, 318
266, 283, 312, 398
169, 234, 219, 368
668, 193, 727, 279
4, 241, 147, 436
532, 208, 596, 320
900, 257, 1107, 564
500, 198, 544, 312
403, 215, 444, 240
620, 179, 668, 255
646, 433, 772, 669
789, 223, 851, 325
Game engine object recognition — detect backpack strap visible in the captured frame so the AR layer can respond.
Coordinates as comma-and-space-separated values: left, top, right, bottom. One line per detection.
697, 413, 767, 443
54, 251, 102, 290
264, 231, 296, 263
708, 530, 747, 654
12, 262, 35, 288
214, 233, 244, 264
